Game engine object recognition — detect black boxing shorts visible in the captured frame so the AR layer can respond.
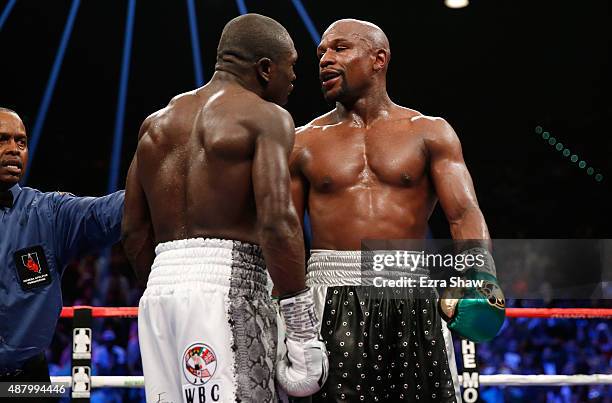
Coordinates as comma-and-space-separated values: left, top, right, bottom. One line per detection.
305, 250, 461, 403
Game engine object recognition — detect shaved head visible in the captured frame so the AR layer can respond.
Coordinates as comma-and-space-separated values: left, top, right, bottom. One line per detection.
0, 107, 18, 116
323, 19, 390, 58
217, 14, 295, 65
317, 19, 392, 103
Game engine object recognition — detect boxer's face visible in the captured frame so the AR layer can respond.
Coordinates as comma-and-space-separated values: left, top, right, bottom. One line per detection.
266, 47, 298, 106
318, 23, 375, 103
0, 111, 27, 188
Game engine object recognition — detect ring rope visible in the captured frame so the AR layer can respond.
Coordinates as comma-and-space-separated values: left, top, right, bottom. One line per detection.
49, 374, 612, 388
59, 306, 612, 319
505, 308, 612, 318
57, 305, 611, 397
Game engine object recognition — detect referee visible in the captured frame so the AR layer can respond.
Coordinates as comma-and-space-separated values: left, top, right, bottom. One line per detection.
0, 107, 124, 388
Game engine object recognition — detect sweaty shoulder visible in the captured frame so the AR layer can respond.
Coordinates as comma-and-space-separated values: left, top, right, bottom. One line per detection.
394, 105, 422, 120
294, 109, 341, 150
240, 98, 294, 143
410, 114, 461, 154
137, 90, 199, 142
297, 109, 340, 134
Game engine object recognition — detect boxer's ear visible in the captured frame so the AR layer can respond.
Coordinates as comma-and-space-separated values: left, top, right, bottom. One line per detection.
373, 48, 389, 72
256, 57, 273, 84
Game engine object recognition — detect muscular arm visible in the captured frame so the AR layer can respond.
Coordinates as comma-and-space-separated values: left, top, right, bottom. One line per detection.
427, 118, 490, 242
252, 107, 306, 295
122, 119, 156, 286
289, 127, 309, 228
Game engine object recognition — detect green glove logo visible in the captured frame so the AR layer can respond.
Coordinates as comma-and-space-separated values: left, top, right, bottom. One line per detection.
477, 281, 505, 310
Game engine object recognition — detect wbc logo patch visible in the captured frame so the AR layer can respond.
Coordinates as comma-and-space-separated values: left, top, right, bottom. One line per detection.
183, 343, 218, 385
182, 343, 222, 402
14, 245, 51, 291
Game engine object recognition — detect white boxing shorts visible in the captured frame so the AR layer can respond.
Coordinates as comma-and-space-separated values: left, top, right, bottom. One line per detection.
138, 238, 277, 403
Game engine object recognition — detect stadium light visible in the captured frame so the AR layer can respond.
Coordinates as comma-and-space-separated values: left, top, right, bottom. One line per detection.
445, 0, 469, 9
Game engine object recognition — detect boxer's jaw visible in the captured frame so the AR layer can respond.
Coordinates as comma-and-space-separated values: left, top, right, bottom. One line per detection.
320, 69, 344, 102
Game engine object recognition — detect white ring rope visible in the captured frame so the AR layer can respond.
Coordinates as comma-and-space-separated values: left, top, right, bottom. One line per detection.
472, 374, 612, 386
49, 374, 612, 388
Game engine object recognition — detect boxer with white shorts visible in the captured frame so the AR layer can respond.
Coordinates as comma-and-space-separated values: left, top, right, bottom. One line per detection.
138, 239, 277, 402
123, 14, 328, 403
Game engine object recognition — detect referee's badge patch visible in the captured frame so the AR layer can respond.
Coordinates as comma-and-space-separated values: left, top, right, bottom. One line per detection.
14, 245, 52, 291
22, 252, 41, 273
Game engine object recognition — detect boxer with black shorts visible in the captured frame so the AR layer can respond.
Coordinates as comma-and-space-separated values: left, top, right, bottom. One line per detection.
290, 19, 505, 402
122, 14, 328, 403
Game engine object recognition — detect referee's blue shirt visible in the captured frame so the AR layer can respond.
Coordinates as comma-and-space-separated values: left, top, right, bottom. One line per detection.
0, 184, 124, 371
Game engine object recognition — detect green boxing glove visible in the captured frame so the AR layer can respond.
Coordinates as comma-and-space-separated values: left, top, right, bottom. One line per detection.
439, 247, 506, 342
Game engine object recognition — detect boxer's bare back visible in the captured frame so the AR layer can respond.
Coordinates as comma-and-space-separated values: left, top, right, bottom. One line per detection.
136, 83, 291, 244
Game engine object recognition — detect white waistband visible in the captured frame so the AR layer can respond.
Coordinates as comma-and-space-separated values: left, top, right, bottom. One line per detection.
156, 237, 235, 255
306, 249, 429, 286
148, 238, 267, 291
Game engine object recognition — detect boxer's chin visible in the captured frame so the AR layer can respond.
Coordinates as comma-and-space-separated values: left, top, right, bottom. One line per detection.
322, 88, 341, 104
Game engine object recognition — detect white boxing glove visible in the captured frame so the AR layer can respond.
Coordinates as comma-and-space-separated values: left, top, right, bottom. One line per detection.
276, 288, 329, 397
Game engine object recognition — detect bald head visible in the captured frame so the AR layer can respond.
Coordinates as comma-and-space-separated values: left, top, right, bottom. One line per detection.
217, 14, 295, 66
317, 19, 391, 103
0, 107, 18, 117
323, 19, 390, 58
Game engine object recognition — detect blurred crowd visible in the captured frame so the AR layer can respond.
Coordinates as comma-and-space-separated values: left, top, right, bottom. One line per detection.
472, 299, 611, 403
48, 252, 610, 403
48, 247, 144, 403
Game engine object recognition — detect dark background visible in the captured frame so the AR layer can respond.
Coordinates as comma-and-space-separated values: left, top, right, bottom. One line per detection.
1, 0, 610, 238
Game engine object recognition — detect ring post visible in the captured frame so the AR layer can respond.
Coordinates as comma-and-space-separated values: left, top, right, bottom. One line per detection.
71, 306, 93, 402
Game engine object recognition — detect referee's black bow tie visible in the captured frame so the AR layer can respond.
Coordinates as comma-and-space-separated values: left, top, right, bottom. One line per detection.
0, 190, 13, 209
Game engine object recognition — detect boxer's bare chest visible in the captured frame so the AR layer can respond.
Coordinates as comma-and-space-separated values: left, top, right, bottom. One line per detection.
301, 119, 428, 192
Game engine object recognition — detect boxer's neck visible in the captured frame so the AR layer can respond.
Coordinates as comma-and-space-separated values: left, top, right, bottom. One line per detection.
209, 70, 264, 99
336, 86, 393, 127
